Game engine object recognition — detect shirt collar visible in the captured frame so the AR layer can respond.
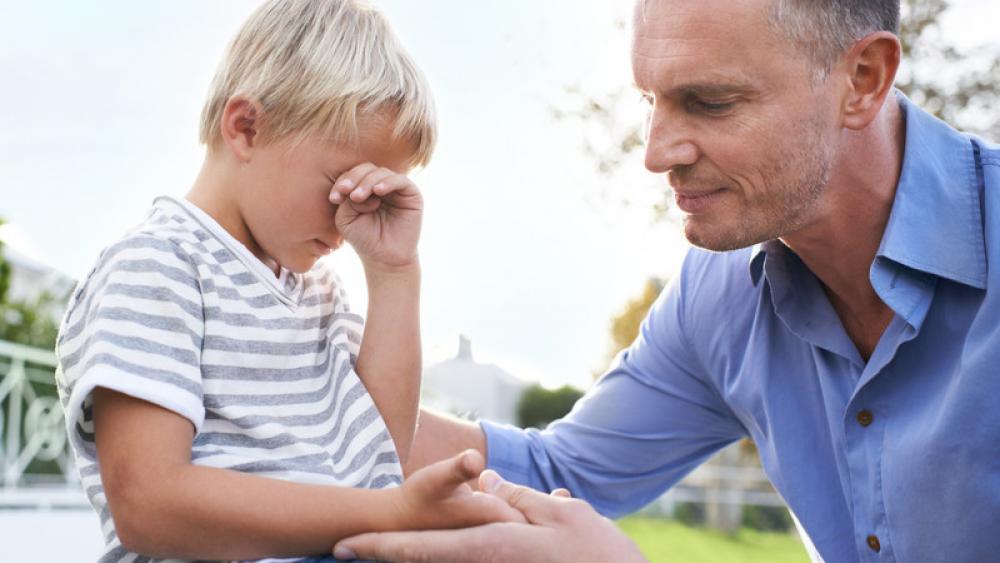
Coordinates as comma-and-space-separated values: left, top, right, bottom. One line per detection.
749, 241, 773, 286
876, 92, 986, 289
749, 93, 986, 290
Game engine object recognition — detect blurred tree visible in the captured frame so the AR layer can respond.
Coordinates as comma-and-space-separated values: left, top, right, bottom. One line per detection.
0, 217, 11, 302
896, 0, 1000, 139
603, 278, 666, 370
516, 384, 585, 429
0, 216, 64, 350
0, 292, 62, 349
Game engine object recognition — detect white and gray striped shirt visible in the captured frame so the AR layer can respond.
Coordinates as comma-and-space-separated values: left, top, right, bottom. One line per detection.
55, 196, 401, 563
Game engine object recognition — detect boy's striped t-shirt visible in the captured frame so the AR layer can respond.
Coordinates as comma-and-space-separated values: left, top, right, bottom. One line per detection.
55, 196, 402, 563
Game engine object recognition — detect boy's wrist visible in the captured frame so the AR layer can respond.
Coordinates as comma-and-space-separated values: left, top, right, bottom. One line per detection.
374, 486, 415, 532
362, 258, 421, 283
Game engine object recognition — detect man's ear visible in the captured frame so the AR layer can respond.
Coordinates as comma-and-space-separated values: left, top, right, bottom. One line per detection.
219, 95, 261, 162
839, 31, 901, 130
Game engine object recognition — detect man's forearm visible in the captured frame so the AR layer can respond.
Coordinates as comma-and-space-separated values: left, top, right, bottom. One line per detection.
406, 408, 487, 477
357, 262, 422, 462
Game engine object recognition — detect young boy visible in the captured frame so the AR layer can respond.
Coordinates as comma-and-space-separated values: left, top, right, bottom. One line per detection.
54, 1, 522, 561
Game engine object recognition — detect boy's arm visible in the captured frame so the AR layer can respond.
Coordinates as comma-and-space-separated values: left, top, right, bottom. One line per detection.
331, 163, 426, 463
93, 388, 522, 561
356, 263, 421, 463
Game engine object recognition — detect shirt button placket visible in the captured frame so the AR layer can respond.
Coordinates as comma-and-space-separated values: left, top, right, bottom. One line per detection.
852, 408, 882, 558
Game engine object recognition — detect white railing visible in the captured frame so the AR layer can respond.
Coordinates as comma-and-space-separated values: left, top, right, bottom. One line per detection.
640, 443, 789, 532
0, 339, 87, 509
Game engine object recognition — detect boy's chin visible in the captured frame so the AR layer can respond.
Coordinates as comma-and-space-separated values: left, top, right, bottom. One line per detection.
278, 254, 320, 274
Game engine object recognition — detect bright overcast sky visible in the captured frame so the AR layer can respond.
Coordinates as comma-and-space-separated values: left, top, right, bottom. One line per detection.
2, 0, 997, 388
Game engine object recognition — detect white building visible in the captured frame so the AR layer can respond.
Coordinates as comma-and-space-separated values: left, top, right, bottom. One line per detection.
0, 222, 75, 314
422, 336, 530, 425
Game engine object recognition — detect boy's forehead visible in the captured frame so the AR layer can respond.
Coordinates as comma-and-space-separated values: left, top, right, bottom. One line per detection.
300, 119, 417, 174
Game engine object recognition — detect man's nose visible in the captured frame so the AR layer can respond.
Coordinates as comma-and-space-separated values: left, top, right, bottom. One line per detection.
644, 108, 699, 174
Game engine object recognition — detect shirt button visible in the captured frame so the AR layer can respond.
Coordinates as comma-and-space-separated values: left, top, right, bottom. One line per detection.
867, 535, 881, 552
857, 410, 874, 427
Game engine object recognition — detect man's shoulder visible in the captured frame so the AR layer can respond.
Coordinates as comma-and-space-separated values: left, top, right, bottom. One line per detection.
974, 136, 1000, 166
668, 246, 762, 333
677, 246, 758, 301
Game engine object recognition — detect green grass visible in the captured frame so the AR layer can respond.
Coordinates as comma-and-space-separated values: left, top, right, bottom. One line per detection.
617, 517, 809, 563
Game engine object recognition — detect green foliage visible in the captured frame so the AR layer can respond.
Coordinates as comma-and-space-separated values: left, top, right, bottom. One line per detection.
0, 215, 65, 351
741, 505, 794, 533
674, 502, 706, 527
516, 384, 585, 429
0, 292, 62, 350
617, 517, 808, 563
0, 218, 10, 303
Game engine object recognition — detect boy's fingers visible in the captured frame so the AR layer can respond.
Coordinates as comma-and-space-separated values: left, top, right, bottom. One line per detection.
372, 175, 418, 198
413, 449, 485, 498
350, 168, 396, 202
346, 197, 382, 214
333, 162, 378, 195
551, 488, 572, 498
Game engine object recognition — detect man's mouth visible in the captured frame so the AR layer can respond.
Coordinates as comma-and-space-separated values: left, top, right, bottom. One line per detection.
673, 188, 726, 214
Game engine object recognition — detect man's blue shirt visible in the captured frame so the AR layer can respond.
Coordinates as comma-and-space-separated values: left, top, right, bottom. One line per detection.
483, 95, 1000, 562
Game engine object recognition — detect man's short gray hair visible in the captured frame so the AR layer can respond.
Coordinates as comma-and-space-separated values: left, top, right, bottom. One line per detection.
769, 0, 900, 78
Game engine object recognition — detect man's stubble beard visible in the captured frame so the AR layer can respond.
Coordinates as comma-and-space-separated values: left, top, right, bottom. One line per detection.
685, 112, 834, 252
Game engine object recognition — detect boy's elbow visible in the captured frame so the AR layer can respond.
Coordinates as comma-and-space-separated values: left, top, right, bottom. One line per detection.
104, 465, 181, 556
109, 489, 157, 554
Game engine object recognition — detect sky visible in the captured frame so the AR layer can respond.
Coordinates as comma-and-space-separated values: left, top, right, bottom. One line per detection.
2, 0, 998, 389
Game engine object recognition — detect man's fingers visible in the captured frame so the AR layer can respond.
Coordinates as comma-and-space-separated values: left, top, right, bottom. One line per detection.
551, 488, 572, 498
335, 529, 485, 563
478, 470, 569, 524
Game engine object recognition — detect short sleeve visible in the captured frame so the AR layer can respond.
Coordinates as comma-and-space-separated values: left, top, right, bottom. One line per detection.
55, 234, 206, 461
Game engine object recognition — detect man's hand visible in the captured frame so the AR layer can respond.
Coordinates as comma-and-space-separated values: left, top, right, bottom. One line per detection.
390, 450, 527, 532
329, 163, 422, 272
335, 469, 648, 563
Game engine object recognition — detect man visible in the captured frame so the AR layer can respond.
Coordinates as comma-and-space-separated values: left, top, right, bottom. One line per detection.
337, 0, 1000, 561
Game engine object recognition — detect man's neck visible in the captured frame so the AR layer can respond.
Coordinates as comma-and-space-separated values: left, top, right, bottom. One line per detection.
781, 97, 906, 360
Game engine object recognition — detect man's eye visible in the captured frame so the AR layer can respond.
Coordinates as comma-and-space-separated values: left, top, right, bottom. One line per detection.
639, 92, 654, 106
693, 100, 736, 114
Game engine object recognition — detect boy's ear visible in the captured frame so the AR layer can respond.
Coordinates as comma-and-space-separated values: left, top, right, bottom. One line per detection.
219, 96, 261, 162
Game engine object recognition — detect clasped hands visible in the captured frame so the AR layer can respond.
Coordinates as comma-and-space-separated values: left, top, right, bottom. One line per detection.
333, 450, 647, 563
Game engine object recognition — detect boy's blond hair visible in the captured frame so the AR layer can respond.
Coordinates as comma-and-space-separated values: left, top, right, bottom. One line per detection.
199, 0, 436, 166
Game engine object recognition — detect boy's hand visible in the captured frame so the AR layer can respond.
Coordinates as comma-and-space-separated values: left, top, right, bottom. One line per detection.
329, 163, 422, 271
392, 450, 528, 531
334, 470, 648, 563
